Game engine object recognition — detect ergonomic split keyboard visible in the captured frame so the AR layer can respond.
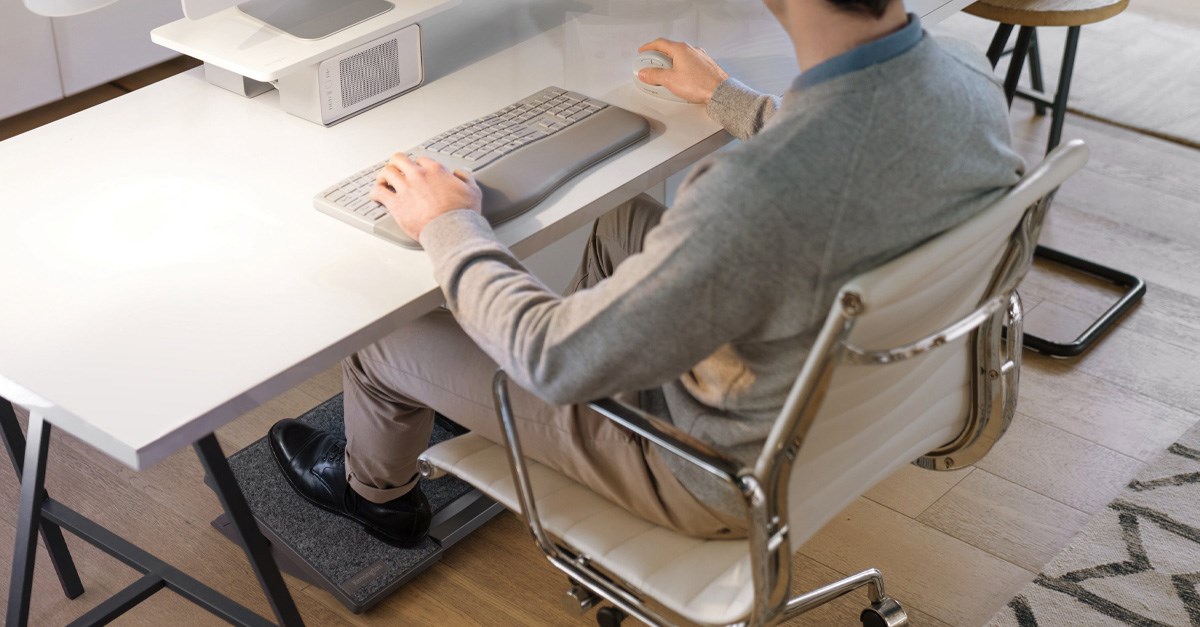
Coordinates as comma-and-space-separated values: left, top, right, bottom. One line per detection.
314, 87, 651, 249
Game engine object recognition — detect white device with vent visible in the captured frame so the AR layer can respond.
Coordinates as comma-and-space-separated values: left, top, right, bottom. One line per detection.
151, 0, 458, 126
278, 25, 422, 125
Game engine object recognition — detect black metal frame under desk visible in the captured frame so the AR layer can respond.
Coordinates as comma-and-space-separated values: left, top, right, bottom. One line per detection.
2, 398, 306, 627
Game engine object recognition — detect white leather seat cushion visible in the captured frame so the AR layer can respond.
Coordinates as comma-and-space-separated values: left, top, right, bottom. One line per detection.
422, 433, 755, 625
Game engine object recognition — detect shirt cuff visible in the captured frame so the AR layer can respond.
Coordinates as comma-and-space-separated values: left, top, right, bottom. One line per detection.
419, 209, 507, 289
706, 78, 763, 130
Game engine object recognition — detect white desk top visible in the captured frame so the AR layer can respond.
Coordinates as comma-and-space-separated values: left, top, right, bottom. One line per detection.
0, 0, 969, 470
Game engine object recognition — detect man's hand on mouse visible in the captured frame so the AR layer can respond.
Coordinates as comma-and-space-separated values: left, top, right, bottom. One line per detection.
371, 153, 483, 242
638, 39, 729, 105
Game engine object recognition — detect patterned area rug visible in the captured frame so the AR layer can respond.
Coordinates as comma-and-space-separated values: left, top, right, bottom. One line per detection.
986, 422, 1200, 626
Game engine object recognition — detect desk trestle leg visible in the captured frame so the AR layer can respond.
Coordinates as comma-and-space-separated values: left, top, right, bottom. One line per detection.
6, 411, 55, 627
1, 401, 306, 626
196, 434, 306, 627
1, 401, 85, 603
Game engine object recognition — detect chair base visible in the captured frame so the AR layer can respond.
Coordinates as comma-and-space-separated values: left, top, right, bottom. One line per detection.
861, 597, 908, 627
565, 566, 909, 626
784, 567, 908, 627
596, 606, 628, 626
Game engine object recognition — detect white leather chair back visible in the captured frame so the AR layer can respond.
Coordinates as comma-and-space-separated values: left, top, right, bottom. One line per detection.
776, 141, 1089, 545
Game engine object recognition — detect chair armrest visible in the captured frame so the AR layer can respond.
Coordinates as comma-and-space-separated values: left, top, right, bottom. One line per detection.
588, 398, 743, 485
487, 371, 745, 558
840, 293, 1011, 365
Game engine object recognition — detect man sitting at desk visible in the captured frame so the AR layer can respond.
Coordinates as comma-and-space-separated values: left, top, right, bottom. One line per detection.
270, 0, 1023, 544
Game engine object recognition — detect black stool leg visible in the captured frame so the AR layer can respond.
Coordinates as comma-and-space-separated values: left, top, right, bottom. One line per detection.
1, 403, 84, 603
6, 413, 53, 627
1003, 27, 1035, 106
985, 23, 1014, 67
1027, 29, 1049, 115
195, 435, 305, 626
1047, 26, 1081, 152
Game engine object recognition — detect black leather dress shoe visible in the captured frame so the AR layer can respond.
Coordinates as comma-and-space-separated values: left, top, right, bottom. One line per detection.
268, 419, 431, 546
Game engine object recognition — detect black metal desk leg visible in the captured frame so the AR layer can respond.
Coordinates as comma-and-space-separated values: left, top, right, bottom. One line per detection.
1, 401, 85, 601
7, 413, 53, 627
194, 435, 305, 627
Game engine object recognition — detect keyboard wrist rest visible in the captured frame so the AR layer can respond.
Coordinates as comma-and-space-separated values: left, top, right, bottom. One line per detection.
472, 105, 650, 225
374, 100, 651, 251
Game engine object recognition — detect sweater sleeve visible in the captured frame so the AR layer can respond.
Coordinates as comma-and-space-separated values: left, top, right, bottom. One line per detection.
706, 78, 781, 140
418, 160, 788, 406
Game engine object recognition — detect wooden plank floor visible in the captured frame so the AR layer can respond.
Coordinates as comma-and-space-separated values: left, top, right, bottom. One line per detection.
4, 56, 1200, 626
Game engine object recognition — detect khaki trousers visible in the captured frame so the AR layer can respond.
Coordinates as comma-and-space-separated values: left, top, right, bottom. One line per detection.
341, 195, 741, 538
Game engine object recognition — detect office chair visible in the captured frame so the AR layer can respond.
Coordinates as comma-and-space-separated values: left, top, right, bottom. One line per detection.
419, 140, 1090, 626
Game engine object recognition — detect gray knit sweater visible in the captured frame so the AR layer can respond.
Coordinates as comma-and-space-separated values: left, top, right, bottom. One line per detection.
420, 34, 1024, 518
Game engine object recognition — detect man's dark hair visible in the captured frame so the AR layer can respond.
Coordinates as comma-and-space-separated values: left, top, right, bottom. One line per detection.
827, 0, 893, 18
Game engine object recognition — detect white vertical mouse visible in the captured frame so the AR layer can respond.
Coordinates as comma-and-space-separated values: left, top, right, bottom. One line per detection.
633, 51, 691, 103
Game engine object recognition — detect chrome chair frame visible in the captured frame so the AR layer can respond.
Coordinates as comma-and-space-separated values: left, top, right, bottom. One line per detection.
440, 141, 1087, 626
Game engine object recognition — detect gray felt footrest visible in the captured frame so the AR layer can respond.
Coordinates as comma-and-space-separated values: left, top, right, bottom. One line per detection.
211, 394, 503, 613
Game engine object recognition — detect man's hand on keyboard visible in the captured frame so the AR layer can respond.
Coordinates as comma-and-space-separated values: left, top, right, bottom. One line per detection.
371, 153, 483, 242
637, 39, 729, 105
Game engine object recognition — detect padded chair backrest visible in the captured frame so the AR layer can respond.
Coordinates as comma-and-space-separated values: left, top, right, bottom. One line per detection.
768, 141, 1089, 545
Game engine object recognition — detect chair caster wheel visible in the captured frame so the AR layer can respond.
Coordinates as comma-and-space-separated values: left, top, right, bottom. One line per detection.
596, 606, 627, 627
860, 596, 907, 627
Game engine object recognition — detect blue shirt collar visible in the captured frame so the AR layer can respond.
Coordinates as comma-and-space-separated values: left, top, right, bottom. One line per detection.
794, 14, 925, 90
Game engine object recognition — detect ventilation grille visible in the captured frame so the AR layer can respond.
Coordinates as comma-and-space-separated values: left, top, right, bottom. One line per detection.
339, 39, 401, 107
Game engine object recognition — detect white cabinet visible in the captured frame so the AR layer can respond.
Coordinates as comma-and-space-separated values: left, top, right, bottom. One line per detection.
53, 0, 184, 96
1, 0, 184, 118
0, 4, 63, 119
